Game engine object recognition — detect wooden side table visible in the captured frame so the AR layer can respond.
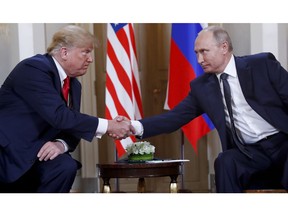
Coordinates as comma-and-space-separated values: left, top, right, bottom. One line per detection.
96, 161, 183, 193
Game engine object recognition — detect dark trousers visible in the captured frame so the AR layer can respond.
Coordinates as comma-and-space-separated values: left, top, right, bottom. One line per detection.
0, 154, 79, 193
214, 132, 288, 192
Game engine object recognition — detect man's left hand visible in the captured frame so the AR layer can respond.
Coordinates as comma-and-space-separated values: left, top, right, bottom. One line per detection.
37, 141, 65, 161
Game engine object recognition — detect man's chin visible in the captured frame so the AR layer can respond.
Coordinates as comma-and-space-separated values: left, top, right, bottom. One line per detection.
204, 71, 216, 74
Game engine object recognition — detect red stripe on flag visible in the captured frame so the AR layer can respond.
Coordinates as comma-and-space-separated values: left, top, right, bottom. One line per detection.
105, 106, 112, 120
115, 27, 131, 61
107, 40, 133, 101
128, 24, 138, 63
105, 106, 127, 157
114, 140, 126, 157
114, 135, 137, 157
132, 75, 144, 117
106, 73, 130, 117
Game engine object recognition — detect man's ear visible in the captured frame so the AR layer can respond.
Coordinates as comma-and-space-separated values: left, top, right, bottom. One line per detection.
222, 41, 229, 54
59, 47, 68, 60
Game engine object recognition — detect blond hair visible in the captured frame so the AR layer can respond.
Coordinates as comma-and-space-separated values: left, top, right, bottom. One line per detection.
47, 25, 95, 55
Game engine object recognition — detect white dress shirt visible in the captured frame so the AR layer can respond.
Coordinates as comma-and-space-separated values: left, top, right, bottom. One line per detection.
217, 56, 278, 144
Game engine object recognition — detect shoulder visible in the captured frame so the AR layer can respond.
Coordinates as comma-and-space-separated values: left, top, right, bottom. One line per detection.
11, 54, 57, 82
189, 73, 216, 93
191, 73, 214, 85
22, 54, 54, 69
236, 52, 277, 64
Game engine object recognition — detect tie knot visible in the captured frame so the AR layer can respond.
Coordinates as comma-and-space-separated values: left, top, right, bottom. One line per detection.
220, 73, 228, 80
64, 76, 70, 86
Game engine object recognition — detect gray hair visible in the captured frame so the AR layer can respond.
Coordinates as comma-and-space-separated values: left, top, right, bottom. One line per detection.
203, 25, 233, 52
47, 25, 95, 55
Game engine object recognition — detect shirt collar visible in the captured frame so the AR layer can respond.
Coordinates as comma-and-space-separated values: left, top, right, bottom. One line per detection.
52, 56, 68, 87
216, 55, 237, 80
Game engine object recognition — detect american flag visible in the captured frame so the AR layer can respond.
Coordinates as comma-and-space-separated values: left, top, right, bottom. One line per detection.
164, 23, 214, 152
105, 23, 143, 158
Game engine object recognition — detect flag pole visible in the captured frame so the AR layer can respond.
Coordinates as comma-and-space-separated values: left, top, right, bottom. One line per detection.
180, 130, 185, 190
114, 146, 120, 191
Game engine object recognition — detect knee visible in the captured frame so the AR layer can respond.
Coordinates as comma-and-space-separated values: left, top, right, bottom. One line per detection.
57, 155, 78, 177
214, 151, 235, 171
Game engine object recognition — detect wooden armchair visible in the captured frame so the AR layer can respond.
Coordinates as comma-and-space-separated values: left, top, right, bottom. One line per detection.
244, 167, 287, 193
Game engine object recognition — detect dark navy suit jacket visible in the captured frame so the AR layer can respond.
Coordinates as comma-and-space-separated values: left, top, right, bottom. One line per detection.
140, 52, 288, 152
0, 54, 98, 182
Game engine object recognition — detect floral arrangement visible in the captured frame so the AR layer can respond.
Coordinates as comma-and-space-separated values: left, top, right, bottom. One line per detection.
126, 141, 155, 161
126, 141, 155, 155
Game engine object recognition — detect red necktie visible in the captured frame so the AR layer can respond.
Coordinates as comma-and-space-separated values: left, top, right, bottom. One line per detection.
62, 77, 70, 102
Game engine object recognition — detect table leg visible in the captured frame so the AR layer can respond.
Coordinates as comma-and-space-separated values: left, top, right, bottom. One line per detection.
137, 178, 146, 193
169, 175, 178, 193
102, 178, 111, 193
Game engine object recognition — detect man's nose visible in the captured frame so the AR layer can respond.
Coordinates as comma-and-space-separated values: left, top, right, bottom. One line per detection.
197, 54, 203, 65
87, 53, 93, 63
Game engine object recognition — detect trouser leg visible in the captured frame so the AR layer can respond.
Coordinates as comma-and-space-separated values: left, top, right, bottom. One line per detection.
257, 132, 288, 190
0, 169, 39, 193
0, 154, 79, 193
214, 147, 271, 193
36, 154, 78, 193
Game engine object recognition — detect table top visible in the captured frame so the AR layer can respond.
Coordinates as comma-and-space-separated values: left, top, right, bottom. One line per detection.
96, 160, 184, 178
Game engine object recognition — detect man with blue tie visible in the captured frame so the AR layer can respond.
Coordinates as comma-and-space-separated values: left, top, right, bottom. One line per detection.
128, 25, 288, 192
0, 25, 133, 192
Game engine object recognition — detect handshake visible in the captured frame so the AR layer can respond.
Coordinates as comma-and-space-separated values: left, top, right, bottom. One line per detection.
107, 115, 136, 140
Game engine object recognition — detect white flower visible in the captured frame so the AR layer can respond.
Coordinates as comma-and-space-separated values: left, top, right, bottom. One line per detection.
125, 141, 155, 155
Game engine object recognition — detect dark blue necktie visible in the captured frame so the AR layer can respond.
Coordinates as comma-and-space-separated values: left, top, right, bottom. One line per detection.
220, 73, 252, 159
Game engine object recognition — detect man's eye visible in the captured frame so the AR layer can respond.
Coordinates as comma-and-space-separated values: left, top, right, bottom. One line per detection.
201, 50, 208, 54
82, 51, 90, 55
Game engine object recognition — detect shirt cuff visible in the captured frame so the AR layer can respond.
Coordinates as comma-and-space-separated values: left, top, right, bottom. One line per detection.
96, 118, 108, 138
131, 120, 144, 136
55, 139, 68, 152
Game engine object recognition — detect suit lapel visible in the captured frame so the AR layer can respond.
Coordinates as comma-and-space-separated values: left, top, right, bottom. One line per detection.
235, 56, 263, 114
205, 74, 225, 119
235, 56, 254, 99
45, 54, 62, 94
69, 78, 81, 111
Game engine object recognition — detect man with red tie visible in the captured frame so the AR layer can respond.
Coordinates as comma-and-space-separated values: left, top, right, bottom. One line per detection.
0, 25, 133, 192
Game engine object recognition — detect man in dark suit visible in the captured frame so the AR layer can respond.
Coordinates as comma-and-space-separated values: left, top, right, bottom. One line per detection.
0, 25, 132, 192
128, 25, 288, 192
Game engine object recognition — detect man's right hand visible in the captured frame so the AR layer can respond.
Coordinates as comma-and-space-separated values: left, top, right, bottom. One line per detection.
107, 116, 135, 139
